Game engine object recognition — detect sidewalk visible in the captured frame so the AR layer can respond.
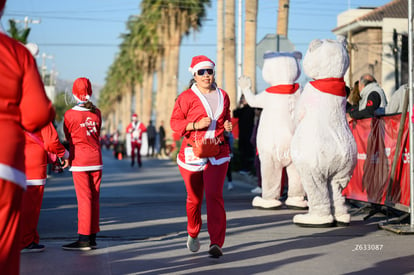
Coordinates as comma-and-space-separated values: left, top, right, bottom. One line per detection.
20, 150, 414, 275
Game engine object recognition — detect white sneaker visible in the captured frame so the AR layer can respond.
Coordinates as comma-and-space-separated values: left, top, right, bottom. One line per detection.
186, 235, 200, 252
227, 182, 234, 191
250, 186, 262, 194
252, 196, 283, 209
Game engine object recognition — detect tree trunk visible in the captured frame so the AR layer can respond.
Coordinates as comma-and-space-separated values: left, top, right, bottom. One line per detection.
216, 0, 225, 87
134, 82, 143, 120
224, 0, 237, 111
244, 0, 258, 93
142, 68, 154, 126
155, 56, 165, 131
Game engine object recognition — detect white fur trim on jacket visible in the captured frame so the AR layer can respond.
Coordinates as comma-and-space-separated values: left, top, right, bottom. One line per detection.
0, 163, 27, 189
177, 156, 206, 172
176, 155, 230, 171
72, 105, 90, 111
69, 165, 103, 172
26, 179, 46, 186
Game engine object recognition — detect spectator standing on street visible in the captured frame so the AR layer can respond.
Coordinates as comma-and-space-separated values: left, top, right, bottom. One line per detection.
250, 108, 263, 194
0, 0, 55, 271
170, 55, 232, 258
348, 74, 387, 119
62, 77, 103, 251
158, 120, 167, 158
233, 94, 255, 174
126, 114, 147, 167
146, 120, 157, 157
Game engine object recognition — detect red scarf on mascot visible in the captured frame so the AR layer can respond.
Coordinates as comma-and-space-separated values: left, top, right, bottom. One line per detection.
309, 78, 346, 97
265, 83, 299, 94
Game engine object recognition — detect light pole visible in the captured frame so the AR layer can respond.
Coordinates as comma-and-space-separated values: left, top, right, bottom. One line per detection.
41, 53, 54, 83
11, 16, 40, 29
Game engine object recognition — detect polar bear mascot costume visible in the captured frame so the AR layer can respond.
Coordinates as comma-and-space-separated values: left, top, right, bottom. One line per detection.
238, 51, 307, 210
290, 38, 357, 227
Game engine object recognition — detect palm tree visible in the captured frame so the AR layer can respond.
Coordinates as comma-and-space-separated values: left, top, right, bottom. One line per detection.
127, 15, 161, 126
141, 0, 211, 138
7, 19, 31, 43
224, 0, 237, 110
100, 0, 211, 141
243, 0, 258, 92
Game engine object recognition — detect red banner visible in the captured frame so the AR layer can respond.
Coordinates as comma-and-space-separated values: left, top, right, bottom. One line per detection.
343, 113, 410, 209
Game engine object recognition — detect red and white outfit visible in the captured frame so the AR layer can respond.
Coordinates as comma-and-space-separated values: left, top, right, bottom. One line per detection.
126, 116, 147, 167
20, 122, 69, 250
170, 84, 231, 248
0, 3, 55, 272
64, 79, 102, 237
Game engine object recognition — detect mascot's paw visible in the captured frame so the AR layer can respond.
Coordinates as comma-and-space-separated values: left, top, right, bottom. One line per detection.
238, 75, 252, 91
293, 213, 334, 228
285, 196, 308, 210
252, 196, 283, 210
334, 213, 351, 227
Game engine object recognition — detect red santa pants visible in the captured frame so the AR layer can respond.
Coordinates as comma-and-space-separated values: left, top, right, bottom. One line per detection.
0, 180, 23, 275
130, 141, 142, 166
72, 170, 102, 235
178, 161, 228, 247
19, 185, 44, 249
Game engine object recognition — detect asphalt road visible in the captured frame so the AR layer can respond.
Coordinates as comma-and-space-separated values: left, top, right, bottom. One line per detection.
20, 149, 414, 275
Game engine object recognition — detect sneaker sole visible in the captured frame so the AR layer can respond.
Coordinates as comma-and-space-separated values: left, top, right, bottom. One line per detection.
294, 222, 335, 228
21, 248, 45, 253
62, 246, 92, 251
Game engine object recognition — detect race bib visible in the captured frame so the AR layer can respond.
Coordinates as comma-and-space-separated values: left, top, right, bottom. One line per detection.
185, 147, 206, 165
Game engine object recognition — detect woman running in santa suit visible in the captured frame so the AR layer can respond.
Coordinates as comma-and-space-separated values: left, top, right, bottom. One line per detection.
0, 1, 55, 273
170, 55, 233, 258
62, 77, 103, 251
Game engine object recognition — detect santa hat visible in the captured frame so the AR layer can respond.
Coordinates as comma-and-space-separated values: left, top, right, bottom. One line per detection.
188, 55, 215, 75
72, 77, 92, 103
0, 0, 5, 13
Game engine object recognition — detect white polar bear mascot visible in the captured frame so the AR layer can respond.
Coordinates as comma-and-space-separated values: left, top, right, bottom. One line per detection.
238, 51, 307, 210
290, 38, 357, 227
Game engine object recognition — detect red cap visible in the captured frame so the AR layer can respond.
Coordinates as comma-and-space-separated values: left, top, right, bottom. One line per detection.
72, 77, 92, 102
188, 55, 215, 75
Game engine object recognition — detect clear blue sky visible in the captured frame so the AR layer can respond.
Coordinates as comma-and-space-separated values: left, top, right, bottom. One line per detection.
1, 0, 390, 92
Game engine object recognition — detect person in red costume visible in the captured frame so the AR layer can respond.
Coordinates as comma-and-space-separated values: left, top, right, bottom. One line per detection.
20, 122, 69, 253
62, 77, 103, 251
0, 1, 55, 273
170, 55, 233, 258
125, 113, 147, 167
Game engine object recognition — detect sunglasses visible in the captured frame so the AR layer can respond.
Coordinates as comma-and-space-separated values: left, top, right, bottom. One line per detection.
196, 68, 214, 76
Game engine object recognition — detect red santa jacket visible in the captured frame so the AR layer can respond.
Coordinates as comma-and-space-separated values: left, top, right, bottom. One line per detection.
64, 106, 102, 171
25, 122, 69, 186
0, 33, 55, 189
170, 86, 231, 171
126, 121, 147, 143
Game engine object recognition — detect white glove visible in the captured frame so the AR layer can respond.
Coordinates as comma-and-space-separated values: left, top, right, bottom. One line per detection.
238, 75, 251, 91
